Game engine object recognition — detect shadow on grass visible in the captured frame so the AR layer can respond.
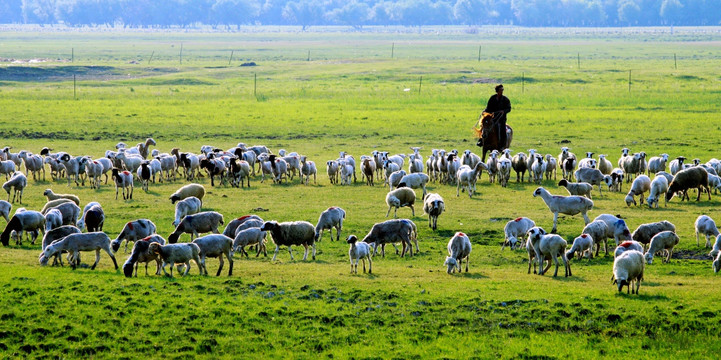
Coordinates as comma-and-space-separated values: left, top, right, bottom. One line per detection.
458, 272, 488, 279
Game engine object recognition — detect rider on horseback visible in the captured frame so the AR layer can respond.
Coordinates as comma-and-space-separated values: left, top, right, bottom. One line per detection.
484, 84, 511, 149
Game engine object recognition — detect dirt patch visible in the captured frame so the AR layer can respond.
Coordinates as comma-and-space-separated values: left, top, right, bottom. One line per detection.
671, 249, 712, 261
0, 65, 178, 82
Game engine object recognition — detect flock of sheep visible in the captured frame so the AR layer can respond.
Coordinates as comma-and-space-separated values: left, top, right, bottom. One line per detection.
1, 140, 720, 294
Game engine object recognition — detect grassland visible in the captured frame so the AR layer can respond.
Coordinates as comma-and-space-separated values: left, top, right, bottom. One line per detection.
0, 27, 720, 358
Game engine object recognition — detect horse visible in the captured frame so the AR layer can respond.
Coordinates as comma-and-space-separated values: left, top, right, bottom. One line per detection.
474, 112, 513, 162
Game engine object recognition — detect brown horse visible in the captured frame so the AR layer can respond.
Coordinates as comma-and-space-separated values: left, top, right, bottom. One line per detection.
474, 112, 513, 162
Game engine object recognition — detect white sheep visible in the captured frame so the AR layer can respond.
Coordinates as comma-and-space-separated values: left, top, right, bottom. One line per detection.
456, 163, 488, 198
713, 251, 721, 274
423, 193, 444, 231
111, 168, 133, 200
83, 158, 104, 189
577, 152, 596, 169
397, 173, 429, 198
532, 187, 593, 233
361, 219, 416, 258
566, 234, 594, 260
557, 179, 593, 199
148, 242, 202, 277
647, 154, 669, 174
526, 226, 571, 277
0, 200, 10, 223
498, 158, 512, 187
486, 150, 500, 184
17, 150, 45, 181
326, 160, 339, 185
300, 156, 317, 185
558, 147, 576, 180
582, 220, 609, 257
338, 152, 357, 183
708, 174, 721, 194
42, 189, 80, 205
112, 219, 157, 253
314, 206, 345, 242
383, 160, 401, 186
339, 161, 354, 186
669, 156, 686, 175
531, 154, 546, 185
59, 153, 83, 186
646, 175, 669, 208
632, 220, 676, 249
385, 187, 415, 218
39, 232, 118, 270
624, 175, 651, 206
387, 170, 407, 190
644, 231, 679, 264
44, 209, 63, 232
260, 220, 317, 261
0, 159, 16, 180
461, 150, 481, 169
408, 153, 424, 174
346, 235, 373, 274
444, 232, 472, 274
621, 152, 642, 183
710, 235, 721, 258
502, 217, 535, 251
544, 154, 557, 180
169, 184, 205, 207
172, 196, 202, 227
526, 149, 537, 173
614, 240, 645, 258
694, 215, 719, 248
597, 154, 613, 175
192, 234, 234, 276
612, 250, 645, 294
3, 172, 27, 204
168, 211, 224, 243
233, 227, 267, 258
593, 214, 632, 249
574, 167, 605, 197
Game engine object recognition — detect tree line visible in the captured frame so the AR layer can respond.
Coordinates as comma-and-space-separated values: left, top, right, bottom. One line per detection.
2, 0, 719, 28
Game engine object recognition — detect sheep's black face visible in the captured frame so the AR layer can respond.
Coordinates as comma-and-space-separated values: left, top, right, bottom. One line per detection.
111, 240, 121, 252
122, 262, 134, 277
532, 188, 542, 197
346, 235, 357, 244
558, 180, 567, 187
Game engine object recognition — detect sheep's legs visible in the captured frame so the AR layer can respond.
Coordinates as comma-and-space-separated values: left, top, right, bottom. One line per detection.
272, 244, 280, 261
91, 249, 101, 270
465, 256, 469, 272
367, 256, 372, 273
551, 213, 559, 233
301, 244, 309, 261
288, 246, 294, 260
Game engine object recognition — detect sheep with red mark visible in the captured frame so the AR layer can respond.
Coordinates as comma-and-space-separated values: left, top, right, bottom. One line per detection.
148, 242, 202, 277
122, 235, 166, 277
444, 232, 472, 274
614, 240, 644, 258
112, 219, 157, 253
566, 234, 594, 260
168, 211, 224, 244
111, 168, 133, 200
612, 250, 645, 294
502, 217, 535, 251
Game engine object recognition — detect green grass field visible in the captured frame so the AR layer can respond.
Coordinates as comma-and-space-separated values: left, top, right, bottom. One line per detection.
0, 27, 720, 358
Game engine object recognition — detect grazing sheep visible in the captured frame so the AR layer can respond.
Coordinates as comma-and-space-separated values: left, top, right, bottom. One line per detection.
614, 240, 645, 258
646, 175, 669, 208
44, 209, 63, 232
423, 193, 444, 231
593, 214, 632, 249
574, 167, 605, 197
558, 179, 593, 199
666, 166, 711, 202
707, 174, 721, 194
361, 219, 416, 257
111, 168, 133, 200
3, 172, 27, 204
456, 163, 488, 198
398, 173, 429, 198
385, 187, 416, 218
566, 234, 594, 260
624, 175, 651, 206
233, 227, 267, 258
148, 242, 202, 277
582, 220, 609, 257
511, 152, 528, 182
526, 227, 571, 277
713, 251, 721, 274
260, 220, 316, 261
122, 235, 166, 277
172, 196, 202, 227
168, 211, 224, 244
710, 235, 721, 258
39, 232, 118, 270
315, 206, 345, 242
0, 160, 16, 180
347, 235, 373, 274
81, 205, 105, 233
597, 154, 613, 175
222, 215, 264, 238
669, 156, 686, 176
0, 200, 10, 222
694, 215, 719, 248
41, 225, 81, 266
501, 217, 535, 251
632, 221, 676, 249
112, 219, 157, 253
192, 234, 234, 276
612, 250, 645, 294
444, 232, 472, 274
544, 154, 557, 180
46, 202, 81, 227
0, 210, 44, 246
40, 198, 73, 214
532, 187, 593, 233
169, 183, 206, 205
647, 154, 669, 174
644, 231, 679, 264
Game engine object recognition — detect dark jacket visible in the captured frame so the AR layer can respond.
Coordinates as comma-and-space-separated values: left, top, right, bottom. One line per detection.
484, 94, 511, 115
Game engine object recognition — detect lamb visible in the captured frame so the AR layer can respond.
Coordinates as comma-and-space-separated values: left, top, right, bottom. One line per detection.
40, 199, 73, 214
624, 175, 651, 206
574, 167, 605, 197
39, 232, 118, 270
3, 172, 27, 204
44, 209, 63, 231
456, 163, 488, 198
631, 220, 676, 249
644, 231, 679, 264
544, 154, 557, 180
112, 219, 157, 253
566, 234, 594, 260
0, 159, 16, 180
593, 214, 632, 249
526, 226, 571, 277
326, 160, 339, 185
192, 234, 234, 276
260, 220, 316, 261
0, 210, 44, 246
361, 219, 416, 257
339, 161, 354, 185
694, 215, 719, 248
42, 189, 80, 205
444, 232, 472, 274
300, 156, 317, 185
397, 173, 429, 198
338, 152, 357, 183
80, 205, 105, 232
347, 235, 373, 274
501, 217, 535, 251
646, 175, 669, 208
497, 158, 512, 187
666, 166, 710, 202
172, 196, 202, 227
486, 151, 500, 184
137, 161, 152, 191
233, 227, 267, 258
423, 193, 444, 231
111, 168, 133, 200
314, 206, 345, 242
41, 225, 81, 266
122, 235, 166, 277
385, 187, 416, 218
383, 160, 401, 186
59, 153, 83, 186
621, 153, 642, 182
511, 152, 528, 182
532, 187, 593, 233
199, 157, 227, 186
170, 184, 205, 205
461, 150, 481, 170
647, 154, 669, 174
361, 157, 375, 186
612, 250, 645, 294
373, 150, 387, 180
669, 156, 686, 175
0, 200, 10, 222
597, 154, 613, 175
222, 215, 264, 238
557, 179, 593, 199
148, 242, 202, 277
387, 169, 406, 190
168, 211, 224, 243
614, 240, 645, 258
582, 220, 609, 256
609, 168, 625, 192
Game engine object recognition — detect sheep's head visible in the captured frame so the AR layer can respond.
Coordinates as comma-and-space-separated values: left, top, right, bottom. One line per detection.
625, 193, 636, 207
621, 148, 629, 156
532, 187, 544, 197
111, 239, 122, 252
148, 242, 161, 255
614, 278, 629, 292
444, 257, 458, 274
644, 252, 654, 265
260, 221, 279, 232
646, 196, 656, 208
526, 227, 546, 244
713, 259, 721, 274
346, 235, 358, 244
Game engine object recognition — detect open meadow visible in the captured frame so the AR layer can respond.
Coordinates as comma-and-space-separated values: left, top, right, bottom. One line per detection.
0, 27, 720, 358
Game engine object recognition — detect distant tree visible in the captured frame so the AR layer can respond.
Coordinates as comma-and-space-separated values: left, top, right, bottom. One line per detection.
454, 0, 492, 26
22, 0, 57, 24
430, 1, 453, 24
394, 0, 434, 27
617, 0, 642, 25
659, 0, 683, 25
282, 0, 324, 30
260, 0, 286, 24
325, 1, 370, 28
212, 0, 261, 29
370, 1, 396, 25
